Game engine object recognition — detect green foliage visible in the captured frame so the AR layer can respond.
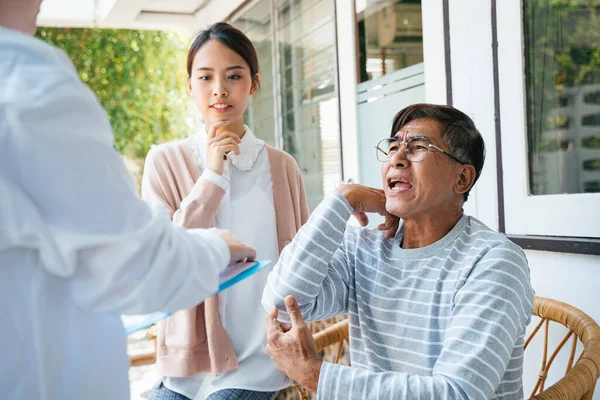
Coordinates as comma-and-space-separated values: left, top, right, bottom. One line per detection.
525, 2, 600, 157
35, 27, 191, 162
527, 2, 600, 89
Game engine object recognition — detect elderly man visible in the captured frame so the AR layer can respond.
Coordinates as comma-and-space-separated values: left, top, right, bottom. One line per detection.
262, 104, 534, 400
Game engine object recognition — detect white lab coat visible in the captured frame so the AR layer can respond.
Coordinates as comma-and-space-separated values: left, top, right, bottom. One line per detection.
0, 26, 230, 399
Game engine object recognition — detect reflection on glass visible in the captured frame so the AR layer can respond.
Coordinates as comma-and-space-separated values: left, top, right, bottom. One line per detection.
230, 0, 342, 210
277, 0, 342, 210
525, 1, 600, 194
356, 0, 423, 83
230, 0, 277, 147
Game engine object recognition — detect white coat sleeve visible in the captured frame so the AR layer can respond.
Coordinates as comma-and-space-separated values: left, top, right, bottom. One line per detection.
2, 63, 230, 315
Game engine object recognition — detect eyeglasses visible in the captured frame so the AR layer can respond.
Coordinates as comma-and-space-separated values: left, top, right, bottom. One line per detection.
375, 136, 465, 164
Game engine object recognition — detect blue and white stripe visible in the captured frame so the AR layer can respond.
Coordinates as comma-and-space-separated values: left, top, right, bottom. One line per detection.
263, 192, 534, 399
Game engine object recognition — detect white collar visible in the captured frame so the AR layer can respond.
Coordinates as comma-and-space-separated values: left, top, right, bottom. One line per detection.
191, 125, 265, 171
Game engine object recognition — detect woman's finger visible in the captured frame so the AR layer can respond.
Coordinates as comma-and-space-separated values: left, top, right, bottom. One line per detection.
213, 130, 241, 143
208, 137, 240, 149
207, 120, 229, 139
214, 144, 240, 156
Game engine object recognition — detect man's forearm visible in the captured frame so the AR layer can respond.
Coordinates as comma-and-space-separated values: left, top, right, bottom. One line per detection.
317, 364, 473, 400
262, 192, 354, 322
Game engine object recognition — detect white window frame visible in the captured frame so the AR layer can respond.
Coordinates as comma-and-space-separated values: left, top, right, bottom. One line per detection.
496, 0, 600, 238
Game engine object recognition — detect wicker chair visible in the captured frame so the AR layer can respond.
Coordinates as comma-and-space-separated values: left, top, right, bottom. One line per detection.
525, 297, 600, 399
128, 325, 157, 367
294, 296, 600, 400
130, 297, 600, 399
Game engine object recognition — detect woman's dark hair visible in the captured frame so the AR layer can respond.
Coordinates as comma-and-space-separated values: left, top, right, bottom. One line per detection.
186, 22, 260, 89
390, 103, 486, 202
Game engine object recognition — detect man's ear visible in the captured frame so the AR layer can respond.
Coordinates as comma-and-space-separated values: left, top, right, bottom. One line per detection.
455, 165, 477, 195
250, 73, 260, 95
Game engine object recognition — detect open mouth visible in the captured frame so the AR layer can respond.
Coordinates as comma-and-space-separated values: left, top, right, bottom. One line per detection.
387, 178, 412, 192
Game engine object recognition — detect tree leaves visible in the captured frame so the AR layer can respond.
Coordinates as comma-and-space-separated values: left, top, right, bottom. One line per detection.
35, 27, 191, 164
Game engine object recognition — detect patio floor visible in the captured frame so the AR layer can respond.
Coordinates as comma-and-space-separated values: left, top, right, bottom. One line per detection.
128, 329, 160, 399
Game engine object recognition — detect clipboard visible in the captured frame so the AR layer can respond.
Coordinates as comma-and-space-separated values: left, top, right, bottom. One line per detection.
121, 260, 272, 334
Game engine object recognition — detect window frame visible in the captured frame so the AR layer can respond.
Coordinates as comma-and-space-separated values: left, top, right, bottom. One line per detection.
493, 0, 600, 250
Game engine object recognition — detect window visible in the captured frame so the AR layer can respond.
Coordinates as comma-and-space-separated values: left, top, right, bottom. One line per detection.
230, 0, 277, 147
230, 0, 342, 210
355, 0, 423, 83
584, 181, 600, 193
276, 0, 342, 209
582, 134, 600, 149
524, 1, 600, 196
496, 0, 600, 238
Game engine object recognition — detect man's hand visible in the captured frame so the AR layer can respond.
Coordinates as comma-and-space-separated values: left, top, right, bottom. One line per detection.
337, 184, 399, 239
265, 296, 323, 392
209, 228, 256, 263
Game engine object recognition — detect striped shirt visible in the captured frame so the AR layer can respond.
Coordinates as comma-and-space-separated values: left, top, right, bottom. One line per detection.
262, 192, 534, 400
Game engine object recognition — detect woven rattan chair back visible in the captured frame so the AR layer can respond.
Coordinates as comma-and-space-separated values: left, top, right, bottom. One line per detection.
525, 296, 600, 399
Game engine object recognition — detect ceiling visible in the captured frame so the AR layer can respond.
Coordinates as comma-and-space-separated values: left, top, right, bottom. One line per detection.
37, 0, 248, 32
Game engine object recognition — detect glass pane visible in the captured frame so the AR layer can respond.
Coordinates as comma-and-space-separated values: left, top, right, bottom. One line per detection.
277, 0, 324, 27
281, 46, 336, 102
277, 0, 342, 210
280, 18, 335, 61
230, 0, 276, 145
524, 1, 600, 195
356, 0, 423, 83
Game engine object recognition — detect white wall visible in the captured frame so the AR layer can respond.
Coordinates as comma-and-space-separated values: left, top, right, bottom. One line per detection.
524, 250, 600, 397
419, 0, 600, 397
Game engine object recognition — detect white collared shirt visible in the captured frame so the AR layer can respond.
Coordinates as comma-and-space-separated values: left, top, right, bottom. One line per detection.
164, 127, 290, 399
0, 27, 230, 400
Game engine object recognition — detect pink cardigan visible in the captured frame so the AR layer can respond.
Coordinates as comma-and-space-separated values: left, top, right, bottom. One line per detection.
141, 138, 309, 377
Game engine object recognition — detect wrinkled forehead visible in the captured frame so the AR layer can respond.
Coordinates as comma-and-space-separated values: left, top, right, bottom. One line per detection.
392, 119, 443, 142
391, 130, 431, 142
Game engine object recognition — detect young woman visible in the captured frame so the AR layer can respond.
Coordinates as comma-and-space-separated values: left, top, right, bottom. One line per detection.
142, 22, 309, 400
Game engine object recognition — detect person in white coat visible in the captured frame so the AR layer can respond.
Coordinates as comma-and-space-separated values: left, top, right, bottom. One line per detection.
0, 1, 256, 399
